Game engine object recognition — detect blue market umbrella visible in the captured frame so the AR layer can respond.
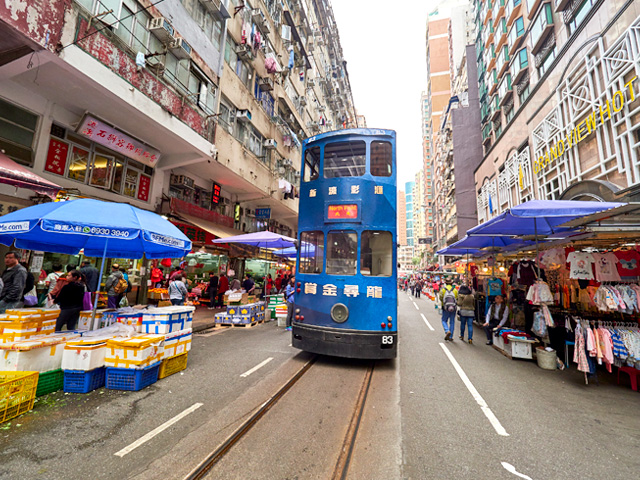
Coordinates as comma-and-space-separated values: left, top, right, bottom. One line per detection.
0, 198, 191, 314
212, 230, 296, 249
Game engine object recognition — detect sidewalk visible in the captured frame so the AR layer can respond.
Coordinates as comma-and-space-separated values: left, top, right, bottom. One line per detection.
192, 306, 225, 332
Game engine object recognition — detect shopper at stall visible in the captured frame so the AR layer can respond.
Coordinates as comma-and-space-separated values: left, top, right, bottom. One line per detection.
105, 264, 125, 309
229, 278, 242, 291
208, 272, 218, 310
242, 274, 256, 294
80, 260, 100, 293
19, 261, 37, 306
483, 295, 510, 345
168, 275, 188, 306
457, 285, 475, 344
217, 273, 229, 307
46, 264, 63, 294
285, 276, 295, 331
169, 266, 184, 283
150, 266, 164, 288
264, 274, 274, 297
275, 272, 283, 293
54, 270, 85, 331
0, 252, 27, 313
439, 279, 458, 341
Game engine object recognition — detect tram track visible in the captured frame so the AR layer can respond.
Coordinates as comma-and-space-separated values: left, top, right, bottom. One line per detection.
184, 356, 376, 480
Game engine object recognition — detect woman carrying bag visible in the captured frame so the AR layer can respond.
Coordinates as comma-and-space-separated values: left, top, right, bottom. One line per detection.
457, 285, 476, 344
54, 270, 85, 331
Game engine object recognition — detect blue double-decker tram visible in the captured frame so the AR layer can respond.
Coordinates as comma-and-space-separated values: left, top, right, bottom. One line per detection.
292, 128, 397, 359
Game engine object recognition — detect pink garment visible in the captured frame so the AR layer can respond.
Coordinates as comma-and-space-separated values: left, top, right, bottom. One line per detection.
586, 328, 597, 357
597, 328, 614, 373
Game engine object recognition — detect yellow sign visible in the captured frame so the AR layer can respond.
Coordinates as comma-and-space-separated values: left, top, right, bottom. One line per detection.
533, 76, 637, 176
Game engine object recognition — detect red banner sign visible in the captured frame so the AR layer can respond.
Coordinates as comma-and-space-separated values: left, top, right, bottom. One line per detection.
44, 138, 69, 175
211, 182, 221, 205
170, 198, 234, 228
327, 204, 358, 219
138, 174, 151, 201
171, 222, 217, 246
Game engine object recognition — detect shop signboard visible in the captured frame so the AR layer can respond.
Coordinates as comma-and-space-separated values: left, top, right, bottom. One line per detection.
77, 115, 161, 168
211, 182, 221, 205
171, 222, 216, 246
418, 238, 431, 244
44, 138, 69, 175
138, 174, 151, 202
255, 208, 271, 219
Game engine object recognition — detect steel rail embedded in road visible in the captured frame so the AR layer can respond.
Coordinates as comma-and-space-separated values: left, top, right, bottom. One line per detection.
183, 356, 317, 480
332, 362, 375, 480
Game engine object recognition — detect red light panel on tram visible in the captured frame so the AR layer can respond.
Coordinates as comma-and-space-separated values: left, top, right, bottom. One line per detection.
327, 204, 358, 219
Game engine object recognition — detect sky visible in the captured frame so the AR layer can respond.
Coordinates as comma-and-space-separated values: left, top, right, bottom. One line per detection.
331, 0, 440, 188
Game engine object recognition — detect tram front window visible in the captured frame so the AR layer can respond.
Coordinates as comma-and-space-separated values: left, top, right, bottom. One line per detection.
299, 231, 324, 274
323, 141, 366, 178
370, 141, 393, 177
360, 231, 393, 276
327, 230, 358, 275
304, 146, 320, 182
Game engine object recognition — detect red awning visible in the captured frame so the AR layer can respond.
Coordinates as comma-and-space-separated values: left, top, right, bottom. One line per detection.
0, 152, 61, 199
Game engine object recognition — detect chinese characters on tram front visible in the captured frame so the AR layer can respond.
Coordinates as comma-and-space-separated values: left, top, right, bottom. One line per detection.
302, 283, 382, 298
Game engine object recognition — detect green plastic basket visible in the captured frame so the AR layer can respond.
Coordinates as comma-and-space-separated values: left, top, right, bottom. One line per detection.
35, 369, 64, 397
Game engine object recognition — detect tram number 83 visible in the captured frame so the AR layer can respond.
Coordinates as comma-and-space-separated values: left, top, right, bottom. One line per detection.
381, 336, 394, 345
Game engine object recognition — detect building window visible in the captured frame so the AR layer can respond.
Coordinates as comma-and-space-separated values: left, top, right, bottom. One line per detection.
518, 83, 531, 104
0, 97, 38, 166
254, 79, 275, 117
567, 0, 597, 35
49, 126, 152, 201
505, 106, 515, 123
537, 46, 557, 76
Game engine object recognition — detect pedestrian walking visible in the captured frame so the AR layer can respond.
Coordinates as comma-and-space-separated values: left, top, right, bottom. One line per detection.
0, 252, 27, 313
439, 279, 458, 341
79, 260, 100, 293
415, 278, 422, 299
457, 285, 475, 344
207, 272, 218, 310
168, 274, 188, 306
285, 276, 295, 331
54, 270, 85, 331
483, 295, 509, 345
217, 273, 229, 307
264, 274, 274, 298
104, 264, 125, 309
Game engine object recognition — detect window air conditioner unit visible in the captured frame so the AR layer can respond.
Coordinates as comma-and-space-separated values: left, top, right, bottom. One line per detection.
235, 44, 253, 60
201, 0, 231, 20
259, 77, 274, 92
307, 78, 315, 87
281, 25, 292, 42
170, 174, 195, 189
298, 96, 307, 107
263, 139, 277, 149
251, 9, 270, 33
307, 40, 315, 52
236, 109, 252, 122
169, 37, 192, 60
148, 17, 175, 44
278, 166, 286, 174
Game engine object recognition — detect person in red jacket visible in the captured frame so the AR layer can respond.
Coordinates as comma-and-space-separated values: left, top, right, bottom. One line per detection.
216, 273, 229, 307
150, 267, 163, 288
275, 273, 283, 293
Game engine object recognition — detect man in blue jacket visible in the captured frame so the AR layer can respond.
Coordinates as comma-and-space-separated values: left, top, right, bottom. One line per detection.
285, 276, 295, 331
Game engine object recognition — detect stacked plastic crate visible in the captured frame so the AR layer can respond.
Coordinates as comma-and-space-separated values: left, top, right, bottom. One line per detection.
142, 306, 193, 379
62, 336, 111, 393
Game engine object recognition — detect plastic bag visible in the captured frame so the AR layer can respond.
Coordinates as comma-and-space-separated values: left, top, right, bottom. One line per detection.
83, 291, 93, 311
23, 287, 38, 306
119, 295, 129, 308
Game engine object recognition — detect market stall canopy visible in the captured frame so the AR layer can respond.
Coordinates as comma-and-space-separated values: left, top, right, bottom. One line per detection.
436, 246, 481, 256
212, 231, 296, 249
0, 152, 61, 199
446, 235, 536, 251
0, 198, 192, 259
467, 200, 625, 237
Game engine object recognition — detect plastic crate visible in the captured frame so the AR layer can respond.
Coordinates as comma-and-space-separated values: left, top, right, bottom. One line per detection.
63, 367, 106, 393
35, 369, 64, 397
0, 371, 38, 423
158, 352, 188, 379
106, 362, 160, 391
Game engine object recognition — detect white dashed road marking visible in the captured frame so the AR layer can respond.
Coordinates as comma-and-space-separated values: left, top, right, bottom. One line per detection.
240, 357, 274, 378
420, 313, 435, 331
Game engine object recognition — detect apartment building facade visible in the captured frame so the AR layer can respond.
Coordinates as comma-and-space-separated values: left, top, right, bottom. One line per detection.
473, 0, 640, 223
398, 189, 407, 246
0, 0, 356, 246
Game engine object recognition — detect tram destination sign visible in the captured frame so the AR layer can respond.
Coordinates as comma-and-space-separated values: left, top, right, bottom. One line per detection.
327, 204, 358, 220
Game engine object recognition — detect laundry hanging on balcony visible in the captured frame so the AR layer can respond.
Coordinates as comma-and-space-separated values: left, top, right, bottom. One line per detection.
288, 46, 295, 69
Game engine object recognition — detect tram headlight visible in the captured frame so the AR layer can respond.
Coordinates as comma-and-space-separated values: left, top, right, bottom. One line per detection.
330, 303, 349, 323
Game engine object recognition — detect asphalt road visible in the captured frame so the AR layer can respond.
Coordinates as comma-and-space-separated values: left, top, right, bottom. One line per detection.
1, 294, 639, 479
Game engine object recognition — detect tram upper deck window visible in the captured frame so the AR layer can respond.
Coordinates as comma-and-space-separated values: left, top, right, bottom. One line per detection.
360, 231, 393, 277
299, 231, 324, 274
304, 146, 320, 182
370, 141, 392, 177
324, 141, 366, 178
326, 230, 358, 275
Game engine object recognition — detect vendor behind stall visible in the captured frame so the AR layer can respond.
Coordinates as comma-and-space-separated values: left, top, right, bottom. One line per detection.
483, 295, 509, 345
54, 270, 85, 331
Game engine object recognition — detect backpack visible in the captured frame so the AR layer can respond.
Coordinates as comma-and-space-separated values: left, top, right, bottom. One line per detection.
443, 289, 457, 313
114, 277, 128, 295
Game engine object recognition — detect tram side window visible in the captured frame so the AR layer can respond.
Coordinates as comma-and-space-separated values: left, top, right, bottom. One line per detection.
304, 146, 320, 182
326, 230, 358, 275
360, 231, 393, 277
370, 141, 392, 177
324, 141, 366, 178
299, 231, 325, 274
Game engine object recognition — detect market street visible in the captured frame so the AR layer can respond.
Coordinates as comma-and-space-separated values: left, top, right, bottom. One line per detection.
1, 293, 639, 479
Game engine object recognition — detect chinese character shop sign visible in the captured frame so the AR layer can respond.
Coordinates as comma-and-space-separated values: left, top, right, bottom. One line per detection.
77, 115, 161, 168
44, 139, 69, 175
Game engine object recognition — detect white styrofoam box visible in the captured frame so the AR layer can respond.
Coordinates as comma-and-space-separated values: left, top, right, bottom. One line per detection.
142, 306, 195, 334
163, 328, 192, 359
62, 342, 107, 371
0, 333, 81, 372
506, 337, 535, 359
105, 334, 165, 369
277, 316, 287, 327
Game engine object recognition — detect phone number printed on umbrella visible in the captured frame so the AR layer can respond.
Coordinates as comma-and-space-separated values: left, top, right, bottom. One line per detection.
50, 223, 131, 237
